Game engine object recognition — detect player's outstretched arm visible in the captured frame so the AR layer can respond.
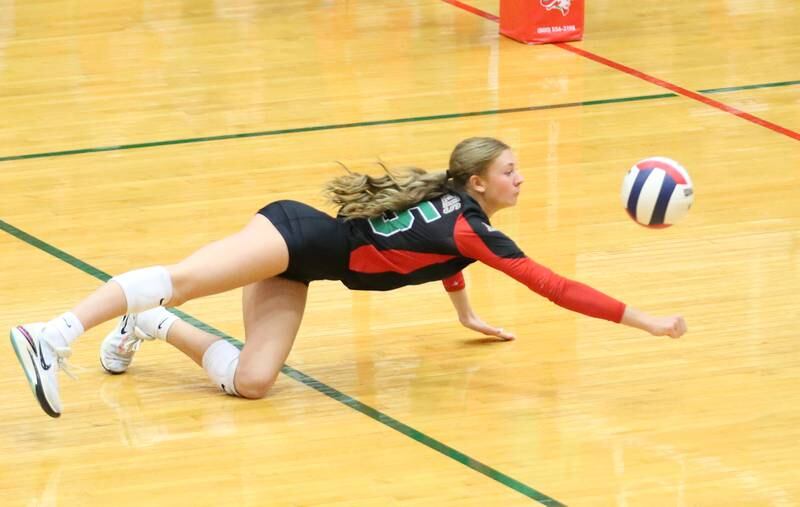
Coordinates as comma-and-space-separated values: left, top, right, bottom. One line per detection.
446, 288, 515, 341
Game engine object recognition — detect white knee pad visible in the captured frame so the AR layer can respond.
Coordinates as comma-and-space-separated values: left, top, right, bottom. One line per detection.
111, 266, 173, 313
202, 340, 240, 397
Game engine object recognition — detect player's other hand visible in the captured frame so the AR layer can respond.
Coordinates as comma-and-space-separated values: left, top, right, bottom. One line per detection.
459, 314, 515, 341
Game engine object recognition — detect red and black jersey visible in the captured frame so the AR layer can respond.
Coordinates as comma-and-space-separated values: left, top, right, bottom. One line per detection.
258, 193, 625, 323
340, 191, 626, 323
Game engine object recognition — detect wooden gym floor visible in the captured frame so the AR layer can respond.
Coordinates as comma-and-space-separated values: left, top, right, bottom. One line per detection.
1, 1, 798, 505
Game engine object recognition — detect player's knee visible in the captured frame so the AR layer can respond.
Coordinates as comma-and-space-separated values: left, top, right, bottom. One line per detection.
234, 366, 278, 399
111, 266, 174, 312
163, 265, 194, 307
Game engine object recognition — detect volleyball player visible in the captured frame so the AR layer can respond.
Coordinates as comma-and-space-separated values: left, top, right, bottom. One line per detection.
10, 137, 687, 417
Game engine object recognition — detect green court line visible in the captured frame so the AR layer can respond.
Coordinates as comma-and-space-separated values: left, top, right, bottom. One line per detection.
0, 217, 565, 506
1, 78, 797, 164
699, 79, 800, 94
0, 94, 672, 163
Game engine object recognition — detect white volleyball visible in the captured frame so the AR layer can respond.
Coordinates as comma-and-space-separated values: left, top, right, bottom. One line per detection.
621, 157, 694, 228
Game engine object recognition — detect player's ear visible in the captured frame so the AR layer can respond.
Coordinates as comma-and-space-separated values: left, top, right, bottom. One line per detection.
468, 174, 487, 194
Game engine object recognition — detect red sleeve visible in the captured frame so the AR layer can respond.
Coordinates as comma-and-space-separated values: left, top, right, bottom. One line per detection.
453, 216, 626, 323
442, 271, 465, 292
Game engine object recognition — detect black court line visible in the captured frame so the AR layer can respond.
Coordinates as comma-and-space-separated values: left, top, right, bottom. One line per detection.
0, 217, 565, 506
0, 80, 798, 164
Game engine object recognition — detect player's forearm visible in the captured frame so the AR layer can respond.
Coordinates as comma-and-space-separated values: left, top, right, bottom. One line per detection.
620, 306, 652, 333
447, 288, 475, 322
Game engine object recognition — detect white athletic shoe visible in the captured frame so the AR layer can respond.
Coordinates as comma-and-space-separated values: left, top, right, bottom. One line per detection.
99, 314, 140, 374
100, 308, 177, 374
10, 323, 73, 418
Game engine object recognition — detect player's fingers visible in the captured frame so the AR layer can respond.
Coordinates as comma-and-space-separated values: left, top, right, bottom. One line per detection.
495, 328, 515, 341
670, 318, 685, 338
675, 317, 686, 337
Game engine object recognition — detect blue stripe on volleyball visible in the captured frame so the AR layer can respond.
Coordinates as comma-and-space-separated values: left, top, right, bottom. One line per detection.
649, 174, 677, 225
626, 169, 654, 221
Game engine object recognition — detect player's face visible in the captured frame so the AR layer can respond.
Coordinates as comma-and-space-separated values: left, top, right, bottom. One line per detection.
481, 149, 524, 211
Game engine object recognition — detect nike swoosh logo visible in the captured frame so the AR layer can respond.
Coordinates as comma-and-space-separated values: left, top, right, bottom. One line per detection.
157, 317, 169, 330
120, 315, 129, 334
62, 317, 72, 328
37, 341, 52, 371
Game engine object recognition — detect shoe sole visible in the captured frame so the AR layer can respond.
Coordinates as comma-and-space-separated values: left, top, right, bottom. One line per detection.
99, 354, 126, 375
9, 327, 61, 418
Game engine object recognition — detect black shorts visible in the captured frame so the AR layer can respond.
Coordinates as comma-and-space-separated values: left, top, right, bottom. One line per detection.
257, 201, 351, 285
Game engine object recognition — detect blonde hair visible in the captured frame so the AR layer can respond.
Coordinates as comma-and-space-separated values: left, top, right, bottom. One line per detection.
325, 137, 510, 219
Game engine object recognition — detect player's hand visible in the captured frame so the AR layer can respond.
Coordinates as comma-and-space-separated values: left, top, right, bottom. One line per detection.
459, 314, 515, 341
647, 315, 687, 338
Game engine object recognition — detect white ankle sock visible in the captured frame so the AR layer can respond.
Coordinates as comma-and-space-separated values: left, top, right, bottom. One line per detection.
46, 312, 84, 347
135, 307, 178, 340
202, 340, 240, 397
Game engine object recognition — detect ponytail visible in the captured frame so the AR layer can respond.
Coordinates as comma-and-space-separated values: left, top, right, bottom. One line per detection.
325, 137, 509, 220
324, 163, 449, 220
